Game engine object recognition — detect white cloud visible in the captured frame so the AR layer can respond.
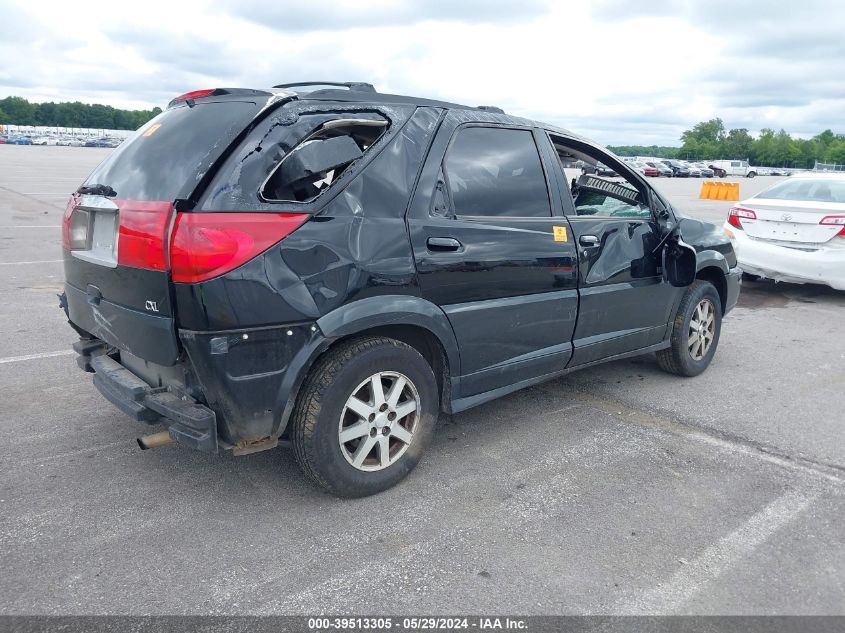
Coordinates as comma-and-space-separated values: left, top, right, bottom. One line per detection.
1, 0, 843, 145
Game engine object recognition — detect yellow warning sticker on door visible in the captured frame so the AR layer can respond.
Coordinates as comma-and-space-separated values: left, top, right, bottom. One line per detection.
553, 226, 568, 242
142, 124, 162, 137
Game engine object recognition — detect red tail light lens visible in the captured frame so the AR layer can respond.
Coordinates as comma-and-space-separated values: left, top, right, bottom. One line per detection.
727, 206, 756, 230
61, 196, 79, 250
170, 213, 309, 283
117, 201, 174, 270
820, 215, 845, 237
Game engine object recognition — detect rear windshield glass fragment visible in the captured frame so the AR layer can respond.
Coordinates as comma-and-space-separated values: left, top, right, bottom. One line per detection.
261, 118, 388, 203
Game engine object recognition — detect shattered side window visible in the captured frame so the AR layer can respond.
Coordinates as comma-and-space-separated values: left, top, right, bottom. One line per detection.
261, 118, 389, 203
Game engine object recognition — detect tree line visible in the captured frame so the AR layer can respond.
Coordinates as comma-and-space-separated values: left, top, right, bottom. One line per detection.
610, 118, 845, 168
0, 96, 161, 131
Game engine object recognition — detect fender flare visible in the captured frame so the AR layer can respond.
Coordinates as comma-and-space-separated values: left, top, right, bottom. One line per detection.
316, 295, 461, 373
273, 295, 461, 438
695, 249, 729, 275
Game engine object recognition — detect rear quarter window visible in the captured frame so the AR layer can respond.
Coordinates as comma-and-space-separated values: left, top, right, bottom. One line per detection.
81, 101, 261, 201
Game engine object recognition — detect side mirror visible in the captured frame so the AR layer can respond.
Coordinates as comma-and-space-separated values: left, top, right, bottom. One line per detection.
663, 236, 697, 287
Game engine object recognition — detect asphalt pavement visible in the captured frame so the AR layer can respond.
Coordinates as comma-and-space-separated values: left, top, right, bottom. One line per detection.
0, 146, 842, 615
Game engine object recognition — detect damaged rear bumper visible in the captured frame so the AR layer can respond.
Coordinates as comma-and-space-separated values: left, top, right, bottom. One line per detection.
86, 350, 219, 453
69, 319, 325, 455
727, 226, 845, 291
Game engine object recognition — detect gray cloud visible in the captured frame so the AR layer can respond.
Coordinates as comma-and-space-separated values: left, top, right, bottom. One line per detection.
1, 0, 842, 145
215, 0, 553, 32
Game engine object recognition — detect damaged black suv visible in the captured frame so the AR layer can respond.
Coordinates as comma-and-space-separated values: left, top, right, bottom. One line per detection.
61, 82, 741, 496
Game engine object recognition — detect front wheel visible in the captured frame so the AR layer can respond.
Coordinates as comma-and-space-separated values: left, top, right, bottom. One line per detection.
747, 171, 757, 178
290, 336, 439, 497
656, 280, 722, 377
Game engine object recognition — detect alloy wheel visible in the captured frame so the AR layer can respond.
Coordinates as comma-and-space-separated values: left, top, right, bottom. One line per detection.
338, 372, 420, 472
688, 299, 716, 361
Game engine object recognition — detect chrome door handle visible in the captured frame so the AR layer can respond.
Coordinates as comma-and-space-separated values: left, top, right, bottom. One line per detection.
579, 234, 600, 247
427, 237, 463, 252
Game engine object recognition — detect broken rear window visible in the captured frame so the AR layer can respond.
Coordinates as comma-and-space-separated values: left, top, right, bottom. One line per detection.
261, 118, 388, 203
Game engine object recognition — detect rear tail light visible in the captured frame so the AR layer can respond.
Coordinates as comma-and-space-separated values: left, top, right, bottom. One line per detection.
61, 196, 79, 250
727, 206, 756, 230
170, 213, 309, 283
820, 215, 845, 237
117, 201, 174, 270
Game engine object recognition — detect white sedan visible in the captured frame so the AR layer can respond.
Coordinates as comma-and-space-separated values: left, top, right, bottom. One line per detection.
723, 173, 845, 290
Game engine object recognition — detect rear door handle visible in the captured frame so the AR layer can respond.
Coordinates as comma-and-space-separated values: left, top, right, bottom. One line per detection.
579, 234, 600, 247
427, 237, 463, 252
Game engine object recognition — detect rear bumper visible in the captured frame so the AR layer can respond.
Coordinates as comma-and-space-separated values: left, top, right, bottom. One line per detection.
69, 321, 325, 453
726, 226, 845, 290
88, 352, 219, 453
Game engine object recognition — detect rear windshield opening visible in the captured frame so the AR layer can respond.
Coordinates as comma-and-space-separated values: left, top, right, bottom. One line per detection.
261, 118, 388, 203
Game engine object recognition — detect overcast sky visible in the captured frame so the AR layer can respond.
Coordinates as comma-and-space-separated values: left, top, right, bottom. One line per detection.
1, 0, 842, 145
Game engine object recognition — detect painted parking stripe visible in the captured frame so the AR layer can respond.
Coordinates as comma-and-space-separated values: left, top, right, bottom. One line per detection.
625, 488, 817, 614
0, 259, 63, 265
0, 225, 61, 228
0, 350, 75, 364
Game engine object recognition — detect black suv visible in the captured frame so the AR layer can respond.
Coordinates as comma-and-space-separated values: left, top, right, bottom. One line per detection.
60, 82, 741, 496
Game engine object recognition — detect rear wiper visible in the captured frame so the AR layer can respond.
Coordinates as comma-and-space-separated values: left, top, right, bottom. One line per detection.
77, 183, 117, 197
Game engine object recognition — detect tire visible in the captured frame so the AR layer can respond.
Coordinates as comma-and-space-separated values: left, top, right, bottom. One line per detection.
290, 336, 439, 497
747, 171, 756, 178
656, 280, 722, 377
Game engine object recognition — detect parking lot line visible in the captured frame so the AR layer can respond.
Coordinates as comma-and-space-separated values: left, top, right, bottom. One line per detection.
0, 225, 61, 229
0, 259, 63, 265
625, 488, 818, 614
0, 350, 75, 364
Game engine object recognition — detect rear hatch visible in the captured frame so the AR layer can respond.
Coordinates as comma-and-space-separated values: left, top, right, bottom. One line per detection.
62, 96, 267, 365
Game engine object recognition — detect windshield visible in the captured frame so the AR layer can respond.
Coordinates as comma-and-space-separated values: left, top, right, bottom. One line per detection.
82, 101, 262, 200
755, 179, 845, 203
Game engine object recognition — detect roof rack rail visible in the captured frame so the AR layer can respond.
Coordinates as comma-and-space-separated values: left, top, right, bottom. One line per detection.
272, 81, 376, 92
477, 105, 505, 114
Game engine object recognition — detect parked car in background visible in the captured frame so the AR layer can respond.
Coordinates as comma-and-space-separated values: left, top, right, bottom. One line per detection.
59, 82, 740, 496
724, 172, 845, 290
0, 136, 7, 144
686, 163, 702, 177
630, 161, 658, 177
7, 136, 33, 145
32, 136, 58, 146
595, 163, 618, 177
709, 159, 759, 178
695, 163, 715, 178
662, 160, 691, 177
645, 161, 673, 177
84, 138, 111, 148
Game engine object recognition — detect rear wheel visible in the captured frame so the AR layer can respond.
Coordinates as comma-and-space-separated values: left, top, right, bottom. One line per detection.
290, 336, 439, 497
657, 280, 722, 377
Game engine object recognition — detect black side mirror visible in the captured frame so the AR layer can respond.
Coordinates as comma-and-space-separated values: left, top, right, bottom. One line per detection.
663, 236, 697, 287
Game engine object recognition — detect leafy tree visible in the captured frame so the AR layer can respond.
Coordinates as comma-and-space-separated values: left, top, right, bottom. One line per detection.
0, 95, 160, 130
0, 96, 36, 125
0, 106, 8, 124
724, 128, 753, 161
